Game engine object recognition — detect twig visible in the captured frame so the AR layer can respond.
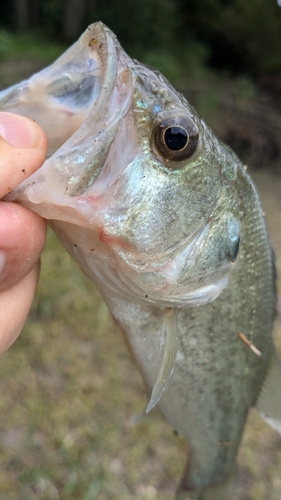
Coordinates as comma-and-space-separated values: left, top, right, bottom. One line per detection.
238, 332, 262, 357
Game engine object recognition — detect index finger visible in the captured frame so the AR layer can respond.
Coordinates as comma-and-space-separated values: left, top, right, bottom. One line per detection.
0, 112, 47, 199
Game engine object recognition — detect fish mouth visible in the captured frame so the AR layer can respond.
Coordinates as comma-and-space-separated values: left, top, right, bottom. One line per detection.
2, 22, 133, 217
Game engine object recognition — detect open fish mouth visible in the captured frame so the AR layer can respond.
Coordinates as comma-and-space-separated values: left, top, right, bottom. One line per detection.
2, 23, 132, 211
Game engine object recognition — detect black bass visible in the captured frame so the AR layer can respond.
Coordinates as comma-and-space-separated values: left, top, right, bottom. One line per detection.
1, 23, 280, 499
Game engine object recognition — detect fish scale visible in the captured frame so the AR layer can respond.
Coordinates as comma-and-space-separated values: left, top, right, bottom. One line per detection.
1, 22, 280, 499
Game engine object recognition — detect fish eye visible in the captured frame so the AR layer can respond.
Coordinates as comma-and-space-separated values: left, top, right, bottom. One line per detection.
154, 116, 199, 163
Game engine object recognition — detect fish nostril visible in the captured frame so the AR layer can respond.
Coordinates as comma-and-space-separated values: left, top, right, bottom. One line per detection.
231, 237, 240, 262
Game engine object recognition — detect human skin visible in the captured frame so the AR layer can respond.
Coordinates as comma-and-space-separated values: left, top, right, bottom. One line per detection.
0, 112, 47, 353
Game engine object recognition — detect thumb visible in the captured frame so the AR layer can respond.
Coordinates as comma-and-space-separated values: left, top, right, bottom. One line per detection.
0, 112, 47, 199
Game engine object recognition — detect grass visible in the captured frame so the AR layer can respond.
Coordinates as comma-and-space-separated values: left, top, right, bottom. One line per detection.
0, 30, 64, 64
0, 30, 65, 89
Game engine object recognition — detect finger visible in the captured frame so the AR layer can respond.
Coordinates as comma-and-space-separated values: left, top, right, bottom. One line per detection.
0, 201, 46, 290
0, 112, 47, 199
0, 261, 40, 354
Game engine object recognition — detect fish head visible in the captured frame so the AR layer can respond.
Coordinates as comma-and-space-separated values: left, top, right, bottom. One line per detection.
2, 23, 242, 308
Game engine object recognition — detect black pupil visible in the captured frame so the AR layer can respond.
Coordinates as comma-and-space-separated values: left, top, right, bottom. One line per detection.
164, 126, 188, 151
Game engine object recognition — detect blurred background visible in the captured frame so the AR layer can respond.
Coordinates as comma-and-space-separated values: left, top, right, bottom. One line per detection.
2, 0, 281, 169
0, 1, 281, 499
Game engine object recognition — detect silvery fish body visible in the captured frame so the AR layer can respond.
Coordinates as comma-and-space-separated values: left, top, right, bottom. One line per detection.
1, 23, 280, 499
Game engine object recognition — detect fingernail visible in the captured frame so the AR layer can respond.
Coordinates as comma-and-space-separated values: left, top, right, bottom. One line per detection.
0, 112, 40, 148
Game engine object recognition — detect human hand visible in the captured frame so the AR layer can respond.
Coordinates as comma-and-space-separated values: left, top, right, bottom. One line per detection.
0, 112, 47, 354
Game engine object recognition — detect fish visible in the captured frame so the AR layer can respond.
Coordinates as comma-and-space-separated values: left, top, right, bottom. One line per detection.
0, 22, 280, 499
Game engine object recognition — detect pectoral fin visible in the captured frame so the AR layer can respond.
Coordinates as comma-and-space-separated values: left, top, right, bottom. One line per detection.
255, 352, 281, 434
146, 308, 178, 413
